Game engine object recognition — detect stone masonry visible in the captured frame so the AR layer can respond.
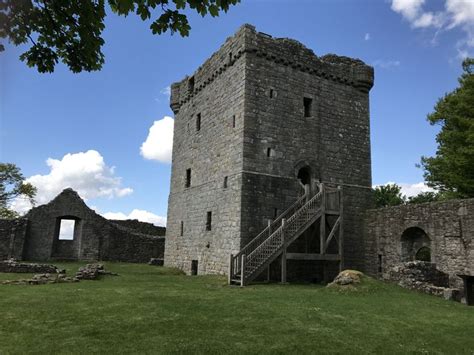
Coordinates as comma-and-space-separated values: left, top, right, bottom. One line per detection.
165, 24, 374, 275
364, 198, 474, 291
0, 188, 165, 263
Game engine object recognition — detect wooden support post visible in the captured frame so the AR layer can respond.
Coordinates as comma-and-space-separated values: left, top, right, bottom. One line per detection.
338, 186, 344, 272
281, 218, 287, 284
228, 254, 233, 285
304, 184, 310, 202
240, 254, 246, 287
320, 183, 326, 255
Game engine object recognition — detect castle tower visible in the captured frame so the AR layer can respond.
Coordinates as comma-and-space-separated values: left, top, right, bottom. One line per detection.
165, 25, 374, 277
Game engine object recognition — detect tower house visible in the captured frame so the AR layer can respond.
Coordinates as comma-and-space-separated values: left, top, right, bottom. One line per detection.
165, 24, 374, 282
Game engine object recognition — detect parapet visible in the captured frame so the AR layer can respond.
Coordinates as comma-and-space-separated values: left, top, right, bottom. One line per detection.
170, 24, 374, 114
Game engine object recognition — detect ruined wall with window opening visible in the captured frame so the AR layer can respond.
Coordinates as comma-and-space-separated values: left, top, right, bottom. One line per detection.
0, 188, 165, 263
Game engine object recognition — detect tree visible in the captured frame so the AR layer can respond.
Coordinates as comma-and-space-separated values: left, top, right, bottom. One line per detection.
0, 0, 240, 73
0, 163, 37, 218
420, 58, 474, 198
407, 191, 439, 204
373, 183, 406, 208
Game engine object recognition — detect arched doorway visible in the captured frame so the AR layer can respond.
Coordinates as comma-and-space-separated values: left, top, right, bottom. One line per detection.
401, 227, 431, 262
297, 166, 311, 186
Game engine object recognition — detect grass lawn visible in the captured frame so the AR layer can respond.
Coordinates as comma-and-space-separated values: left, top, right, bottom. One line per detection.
0, 262, 473, 354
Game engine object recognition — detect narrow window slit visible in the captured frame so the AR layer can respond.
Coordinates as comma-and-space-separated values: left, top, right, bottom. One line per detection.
206, 211, 212, 231
304, 97, 312, 117
185, 168, 191, 188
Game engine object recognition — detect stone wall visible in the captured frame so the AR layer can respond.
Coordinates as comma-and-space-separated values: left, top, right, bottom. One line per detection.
165, 24, 248, 275
0, 218, 28, 260
110, 220, 165, 236
0, 189, 166, 264
166, 24, 373, 276
101, 224, 165, 263
364, 198, 474, 289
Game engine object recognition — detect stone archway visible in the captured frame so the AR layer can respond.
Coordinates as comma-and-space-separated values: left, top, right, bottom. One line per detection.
297, 165, 311, 186
401, 227, 431, 262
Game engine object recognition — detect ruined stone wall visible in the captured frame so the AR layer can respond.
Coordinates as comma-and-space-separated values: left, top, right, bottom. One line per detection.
101, 224, 165, 263
165, 26, 248, 275
0, 218, 28, 260
24, 189, 107, 261
4, 188, 167, 263
364, 199, 474, 288
241, 26, 373, 271
166, 24, 373, 275
110, 220, 165, 236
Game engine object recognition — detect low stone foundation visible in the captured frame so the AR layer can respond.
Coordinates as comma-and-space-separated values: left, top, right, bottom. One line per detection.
385, 261, 462, 301
0, 259, 64, 274
75, 263, 118, 280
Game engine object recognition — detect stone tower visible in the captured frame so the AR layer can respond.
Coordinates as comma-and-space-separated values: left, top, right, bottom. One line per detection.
165, 24, 374, 276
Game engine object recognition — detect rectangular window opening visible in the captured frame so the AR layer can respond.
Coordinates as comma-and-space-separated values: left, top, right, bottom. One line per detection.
232, 115, 236, 128
185, 168, 191, 188
58, 219, 75, 240
206, 211, 212, 231
229, 52, 233, 63
196, 113, 201, 131
269, 89, 274, 99
304, 97, 312, 117
180, 221, 184, 236
223, 176, 228, 188
267, 148, 273, 157
273, 208, 279, 219
378, 254, 383, 273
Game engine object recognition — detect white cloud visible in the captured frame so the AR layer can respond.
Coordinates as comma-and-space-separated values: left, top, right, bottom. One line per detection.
103, 209, 166, 226
413, 12, 445, 28
364, 33, 371, 41
140, 116, 174, 163
372, 59, 401, 69
374, 181, 435, 197
391, 0, 474, 56
9, 150, 133, 214
160, 86, 171, 97
391, 0, 426, 21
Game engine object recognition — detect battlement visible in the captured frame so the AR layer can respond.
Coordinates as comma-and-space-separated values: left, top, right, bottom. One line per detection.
170, 24, 374, 113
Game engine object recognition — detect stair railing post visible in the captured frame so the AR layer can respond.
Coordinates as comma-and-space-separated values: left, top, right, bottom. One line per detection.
240, 254, 246, 287
268, 219, 272, 238
228, 254, 233, 285
338, 186, 344, 272
281, 218, 287, 284
320, 183, 326, 255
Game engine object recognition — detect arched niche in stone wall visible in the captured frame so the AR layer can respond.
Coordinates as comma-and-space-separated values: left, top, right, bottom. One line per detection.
400, 227, 431, 262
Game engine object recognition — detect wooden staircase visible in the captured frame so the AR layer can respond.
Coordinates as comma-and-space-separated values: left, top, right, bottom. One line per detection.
228, 183, 343, 286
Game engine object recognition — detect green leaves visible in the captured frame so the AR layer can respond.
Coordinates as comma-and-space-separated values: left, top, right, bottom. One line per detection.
421, 58, 474, 198
0, 163, 37, 218
1, 0, 241, 73
372, 184, 406, 208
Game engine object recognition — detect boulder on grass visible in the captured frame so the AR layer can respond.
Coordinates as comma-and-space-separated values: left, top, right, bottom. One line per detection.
328, 270, 364, 287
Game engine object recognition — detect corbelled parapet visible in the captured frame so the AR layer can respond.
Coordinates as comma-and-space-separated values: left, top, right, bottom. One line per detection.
170, 24, 374, 114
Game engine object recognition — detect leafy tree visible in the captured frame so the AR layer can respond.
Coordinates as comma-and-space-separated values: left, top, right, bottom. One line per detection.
0, 163, 37, 218
373, 183, 406, 208
420, 58, 474, 198
407, 191, 439, 204
0, 0, 240, 73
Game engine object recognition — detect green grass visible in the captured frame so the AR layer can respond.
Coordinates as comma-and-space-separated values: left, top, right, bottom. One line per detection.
0, 262, 473, 354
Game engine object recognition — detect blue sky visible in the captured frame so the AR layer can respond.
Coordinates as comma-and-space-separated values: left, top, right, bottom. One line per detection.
1, 0, 473, 225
